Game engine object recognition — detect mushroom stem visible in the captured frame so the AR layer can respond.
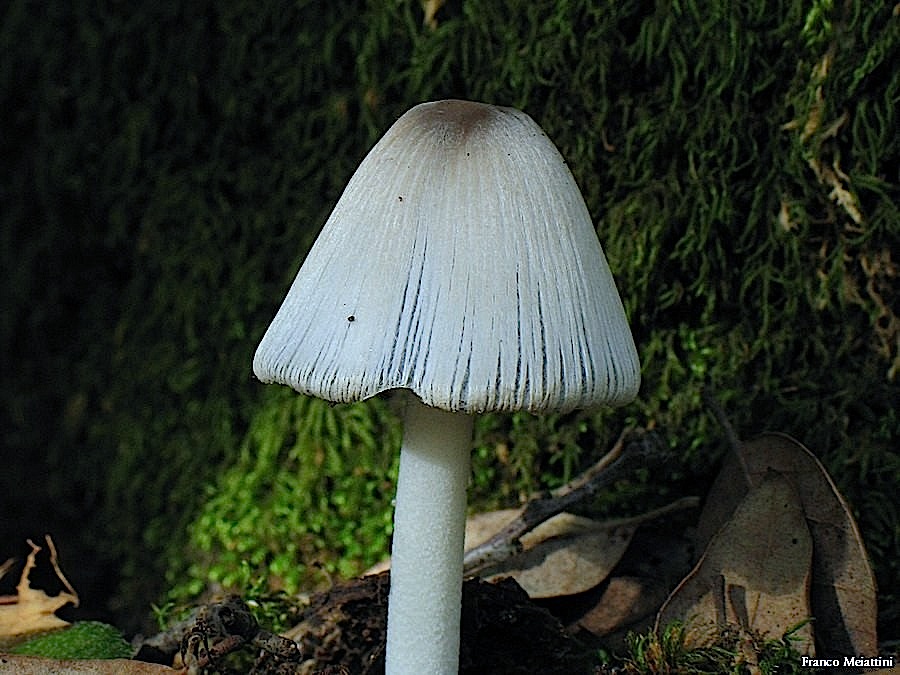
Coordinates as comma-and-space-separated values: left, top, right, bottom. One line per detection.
385, 394, 474, 674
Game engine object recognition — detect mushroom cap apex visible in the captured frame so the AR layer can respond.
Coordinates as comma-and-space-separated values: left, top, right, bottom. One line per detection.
254, 99, 640, 413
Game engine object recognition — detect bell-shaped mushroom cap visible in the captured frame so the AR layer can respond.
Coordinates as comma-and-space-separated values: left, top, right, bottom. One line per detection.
254, 99, 640, 414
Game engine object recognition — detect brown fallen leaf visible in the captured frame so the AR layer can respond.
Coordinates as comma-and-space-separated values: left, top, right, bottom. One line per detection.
0, 537, 79, 646
463, 499, 698, 600
566, 517, 696, 647
463, 508, 522, 551
477, 513, 636, 598
0, 654, 176, 674
696, 432, 878, 656
658, 470, 814, 653
577, 575, 669, 637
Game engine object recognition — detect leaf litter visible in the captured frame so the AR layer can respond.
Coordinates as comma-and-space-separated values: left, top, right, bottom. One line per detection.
0, 536, 79, 645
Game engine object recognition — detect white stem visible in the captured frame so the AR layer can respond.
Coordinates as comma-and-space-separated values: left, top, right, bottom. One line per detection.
385, 394, 474, 675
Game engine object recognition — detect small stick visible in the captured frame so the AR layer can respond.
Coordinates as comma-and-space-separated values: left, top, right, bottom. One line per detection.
463, 429, 662, 575
567, 496, 701, 533
549, 428, 628, 498
43, 534, 79, 605
701, 387, 741, 452
701, 387, 751, 479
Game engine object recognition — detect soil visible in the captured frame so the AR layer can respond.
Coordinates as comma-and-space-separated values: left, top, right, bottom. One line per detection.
265, 572, 594, 674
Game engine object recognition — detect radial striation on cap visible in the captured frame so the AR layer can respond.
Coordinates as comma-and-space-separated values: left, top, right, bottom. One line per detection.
253, 99, 640, 414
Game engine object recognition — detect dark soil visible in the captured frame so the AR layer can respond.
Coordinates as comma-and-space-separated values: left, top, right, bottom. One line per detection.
281, 572, 594, 674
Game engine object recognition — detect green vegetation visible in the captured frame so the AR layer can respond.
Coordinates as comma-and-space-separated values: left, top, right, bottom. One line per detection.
173, 391, 402, 598
10, 622, 133, 660
600, 621, 814, 674
2, 0, 897, 641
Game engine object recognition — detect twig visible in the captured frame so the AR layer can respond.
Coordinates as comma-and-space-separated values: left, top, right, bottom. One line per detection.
43, 534, 79, 605
549, 427, 628, 498
701, 387, 753, 483
702, 387, 741, 452
566, 495, 701, 533
463, 429, 663, 576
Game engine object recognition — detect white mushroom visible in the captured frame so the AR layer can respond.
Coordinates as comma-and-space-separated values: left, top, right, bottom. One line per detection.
253, 99, 640, 674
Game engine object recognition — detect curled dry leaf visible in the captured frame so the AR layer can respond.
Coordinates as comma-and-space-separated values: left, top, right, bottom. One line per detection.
696, 432, 878, 656
486, 519, 634, 599
464, 509, 634, 599
657, 470, 814, 653
0, 537, 79, 646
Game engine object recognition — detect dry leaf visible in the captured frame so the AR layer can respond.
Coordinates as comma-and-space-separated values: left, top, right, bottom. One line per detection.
696, 432, 878, 655
0, 655, 175, 674
577, 575, 670, 637
463, 508, 522, 550
658, 470, 814, 653
0, 537, 79, 645
421, 0, 445, 29
573, 524, 697, 644
695, 452, 749, 550
464, 500, 698, 601
479, 515, 635, 598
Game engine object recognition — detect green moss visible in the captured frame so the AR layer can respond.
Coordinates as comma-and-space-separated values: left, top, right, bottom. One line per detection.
10, 622, 132, 660
170, 389, 402, 598
600, 621, 815, 674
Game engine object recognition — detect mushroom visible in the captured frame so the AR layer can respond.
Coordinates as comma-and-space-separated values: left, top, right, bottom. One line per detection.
253, 99, 640, 674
